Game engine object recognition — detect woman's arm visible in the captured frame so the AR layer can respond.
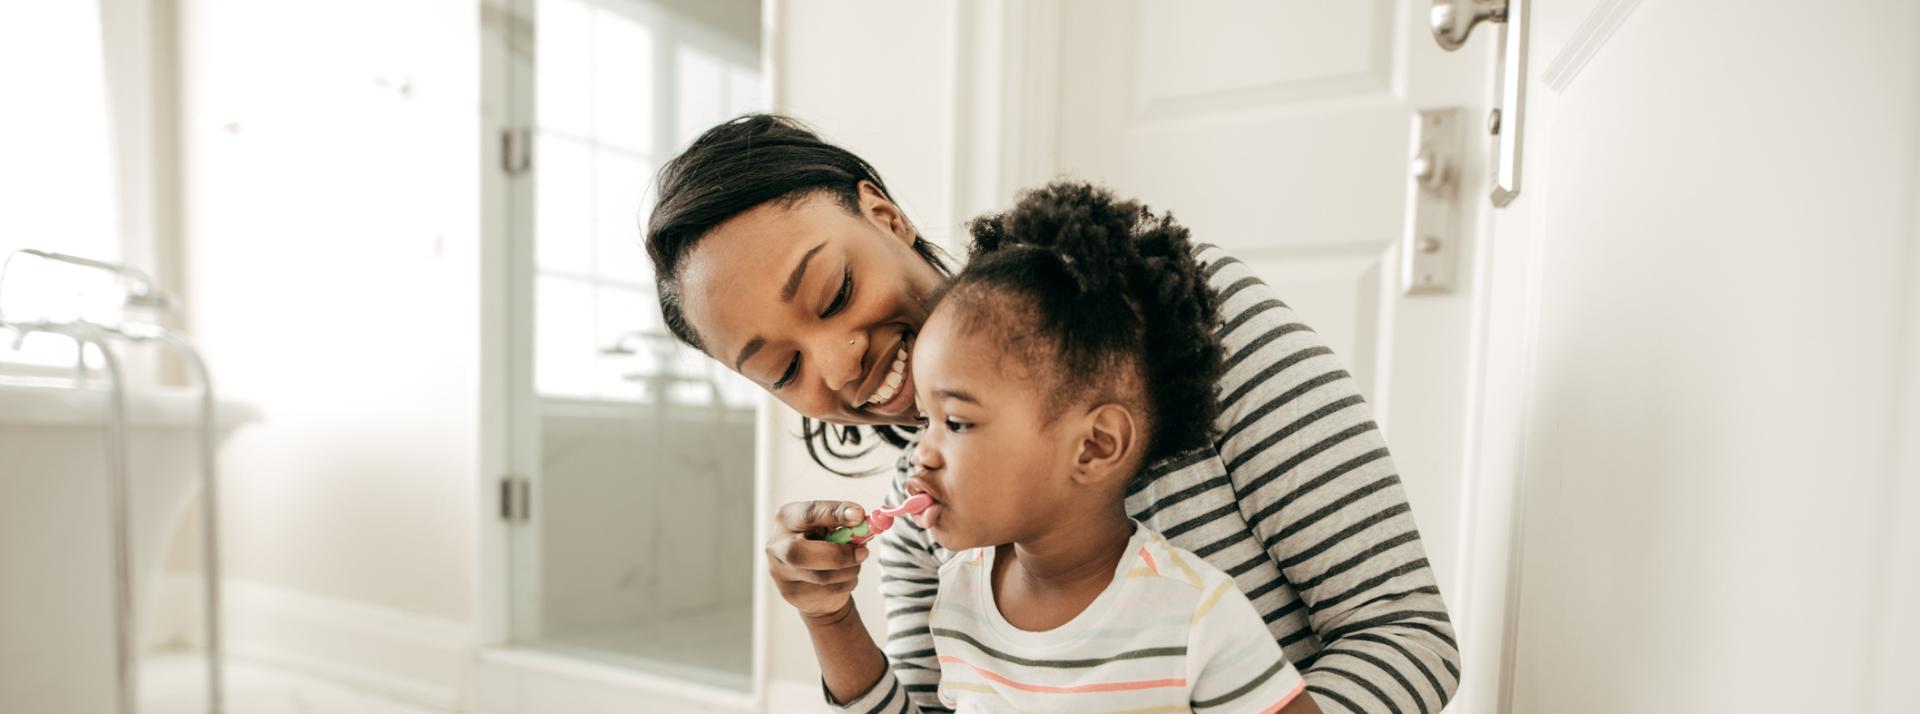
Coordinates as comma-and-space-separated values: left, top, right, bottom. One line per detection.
804, 600, 891, 704
766, 500, 902, 706
813, 469, 949, 713
1197, 244, 1462, 714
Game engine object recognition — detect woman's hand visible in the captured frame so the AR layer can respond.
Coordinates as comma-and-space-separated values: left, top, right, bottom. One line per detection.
767, 500, 871, 623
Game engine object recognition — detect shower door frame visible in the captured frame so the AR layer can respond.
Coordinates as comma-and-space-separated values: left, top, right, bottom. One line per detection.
474, 0, 778, 709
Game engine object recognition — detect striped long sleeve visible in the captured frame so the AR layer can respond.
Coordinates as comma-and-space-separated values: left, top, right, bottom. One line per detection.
824, 459, 950, 714
1198, 243, 1460, 712
824, 242, 1460, 714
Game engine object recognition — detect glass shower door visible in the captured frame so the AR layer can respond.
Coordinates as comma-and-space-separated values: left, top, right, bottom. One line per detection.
507, 0, 765, 692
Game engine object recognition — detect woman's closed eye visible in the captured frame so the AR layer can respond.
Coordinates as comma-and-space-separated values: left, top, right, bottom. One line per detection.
821, 266, 853, 318
772, 355, 800, 390
770, 267, 852, 391
771, 268, 856, 389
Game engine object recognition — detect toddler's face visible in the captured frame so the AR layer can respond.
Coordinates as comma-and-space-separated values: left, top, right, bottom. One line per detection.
903, 304, 1076, 551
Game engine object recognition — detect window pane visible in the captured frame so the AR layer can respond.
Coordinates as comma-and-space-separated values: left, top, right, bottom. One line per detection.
591, 7, 655, 154
674, 45, 726, 150
537, 0, 594, 137
592, 285, 651, 401
535, 135, 593, 274
536, 275, 596, 398
0, 3, 120, 368
593, 152, 652, 286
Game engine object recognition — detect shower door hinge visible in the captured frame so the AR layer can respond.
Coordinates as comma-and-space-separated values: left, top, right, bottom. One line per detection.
500, 475, 531, 523
500, 127, 532, 176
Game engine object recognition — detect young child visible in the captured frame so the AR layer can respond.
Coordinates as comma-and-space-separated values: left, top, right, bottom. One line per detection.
893, 182, 1315, 713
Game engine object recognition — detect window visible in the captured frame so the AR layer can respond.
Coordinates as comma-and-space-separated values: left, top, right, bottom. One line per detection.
532, 0, 763, 407
0, 3, 125, 367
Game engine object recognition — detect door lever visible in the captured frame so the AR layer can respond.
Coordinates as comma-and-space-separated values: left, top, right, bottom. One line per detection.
1430, 0, 1528, 207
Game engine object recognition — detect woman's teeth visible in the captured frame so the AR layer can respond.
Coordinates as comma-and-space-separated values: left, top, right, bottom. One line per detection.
867, 346, 909, 405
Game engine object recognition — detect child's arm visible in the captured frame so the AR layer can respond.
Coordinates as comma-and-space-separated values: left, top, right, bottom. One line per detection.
1189, 578, 1321, 713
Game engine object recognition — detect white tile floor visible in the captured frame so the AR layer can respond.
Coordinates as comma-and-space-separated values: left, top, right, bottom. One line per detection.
142, 650, 449, 714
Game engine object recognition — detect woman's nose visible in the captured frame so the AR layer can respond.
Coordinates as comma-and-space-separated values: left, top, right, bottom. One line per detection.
817, 333, 865, 392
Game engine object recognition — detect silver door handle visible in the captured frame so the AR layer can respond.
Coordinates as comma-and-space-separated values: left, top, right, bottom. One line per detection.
1430, 0, 1507, 50
1430, 0, 1528, 207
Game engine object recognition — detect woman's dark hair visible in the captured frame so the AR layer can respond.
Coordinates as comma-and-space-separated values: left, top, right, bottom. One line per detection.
948, 181, 1227, 468
645, 114, 951, 475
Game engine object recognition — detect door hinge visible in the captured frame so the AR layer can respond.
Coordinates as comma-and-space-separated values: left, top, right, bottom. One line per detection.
500, 127, 532, 176
500, 475, 531, 523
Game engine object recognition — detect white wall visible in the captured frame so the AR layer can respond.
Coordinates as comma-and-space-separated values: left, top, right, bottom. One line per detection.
176, 0, 484, 623
762, 0, 961, 698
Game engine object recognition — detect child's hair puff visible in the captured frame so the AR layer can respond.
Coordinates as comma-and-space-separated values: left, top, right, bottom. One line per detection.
946, 181, 1226, 466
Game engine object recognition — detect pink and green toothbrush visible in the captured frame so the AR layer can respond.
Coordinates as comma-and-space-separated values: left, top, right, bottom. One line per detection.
822, 493, 934, 545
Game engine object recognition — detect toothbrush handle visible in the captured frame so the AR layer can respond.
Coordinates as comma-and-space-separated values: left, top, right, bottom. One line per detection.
823, 521, 870, 544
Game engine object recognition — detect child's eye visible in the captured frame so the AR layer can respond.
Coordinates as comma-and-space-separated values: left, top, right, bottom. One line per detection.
945, 418, 971, 433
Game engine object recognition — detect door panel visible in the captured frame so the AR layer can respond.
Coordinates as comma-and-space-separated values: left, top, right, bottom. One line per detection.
1135, 0, 1394, 114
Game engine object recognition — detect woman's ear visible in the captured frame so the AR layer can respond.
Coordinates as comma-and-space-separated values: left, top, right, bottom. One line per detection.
1071, 403, 1140, 487
858, 180, 915, 246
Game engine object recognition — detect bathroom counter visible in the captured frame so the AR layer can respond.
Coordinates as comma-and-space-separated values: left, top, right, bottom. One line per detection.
0, 378, 259, 429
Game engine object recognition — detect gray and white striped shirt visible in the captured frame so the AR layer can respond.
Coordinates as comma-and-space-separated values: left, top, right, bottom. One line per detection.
830, 242, 1460, 714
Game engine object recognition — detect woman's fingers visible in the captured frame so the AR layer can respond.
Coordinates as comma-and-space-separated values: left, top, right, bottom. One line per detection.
768, 501, 875, 617
768, 531, 868, 570
770, 556, 863, 587
775, 499, 867, 536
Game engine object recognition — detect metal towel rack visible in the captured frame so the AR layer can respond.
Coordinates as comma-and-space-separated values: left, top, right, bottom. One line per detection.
0, 249, 225, 714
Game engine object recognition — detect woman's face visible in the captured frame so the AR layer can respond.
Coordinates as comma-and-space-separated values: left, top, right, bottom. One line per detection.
677, 182, 947, 426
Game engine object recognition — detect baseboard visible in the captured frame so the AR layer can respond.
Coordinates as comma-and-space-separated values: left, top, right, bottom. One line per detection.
158, 574, 473, 711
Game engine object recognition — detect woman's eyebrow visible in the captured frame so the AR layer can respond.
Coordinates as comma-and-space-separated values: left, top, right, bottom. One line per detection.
781, 242, 827, 300
733, 242, 828, 372
733, 337, 765, 372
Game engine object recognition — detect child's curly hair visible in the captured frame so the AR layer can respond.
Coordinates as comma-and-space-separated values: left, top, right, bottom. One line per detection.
944, 181, 1227, 467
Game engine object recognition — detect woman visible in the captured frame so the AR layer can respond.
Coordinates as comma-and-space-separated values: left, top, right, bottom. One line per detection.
646, 114, 1459, 714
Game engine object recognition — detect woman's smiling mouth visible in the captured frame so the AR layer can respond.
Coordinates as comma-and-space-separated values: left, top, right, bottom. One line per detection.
854, 332, 916, 417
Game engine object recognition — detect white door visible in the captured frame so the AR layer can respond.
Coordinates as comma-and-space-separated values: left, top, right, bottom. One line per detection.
1480, 1, 1920, 712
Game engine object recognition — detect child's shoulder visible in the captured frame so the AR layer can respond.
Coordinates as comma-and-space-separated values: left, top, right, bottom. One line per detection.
1126, 526, 1238, 596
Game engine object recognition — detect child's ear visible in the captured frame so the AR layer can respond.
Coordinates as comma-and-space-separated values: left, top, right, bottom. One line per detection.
1071, 403, 1139, 486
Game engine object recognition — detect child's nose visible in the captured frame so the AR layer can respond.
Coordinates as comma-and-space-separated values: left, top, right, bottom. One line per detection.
910, 440, 942, 472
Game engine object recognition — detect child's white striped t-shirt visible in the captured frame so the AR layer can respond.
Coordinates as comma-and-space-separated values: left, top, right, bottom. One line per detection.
929, 521, 1306, 713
